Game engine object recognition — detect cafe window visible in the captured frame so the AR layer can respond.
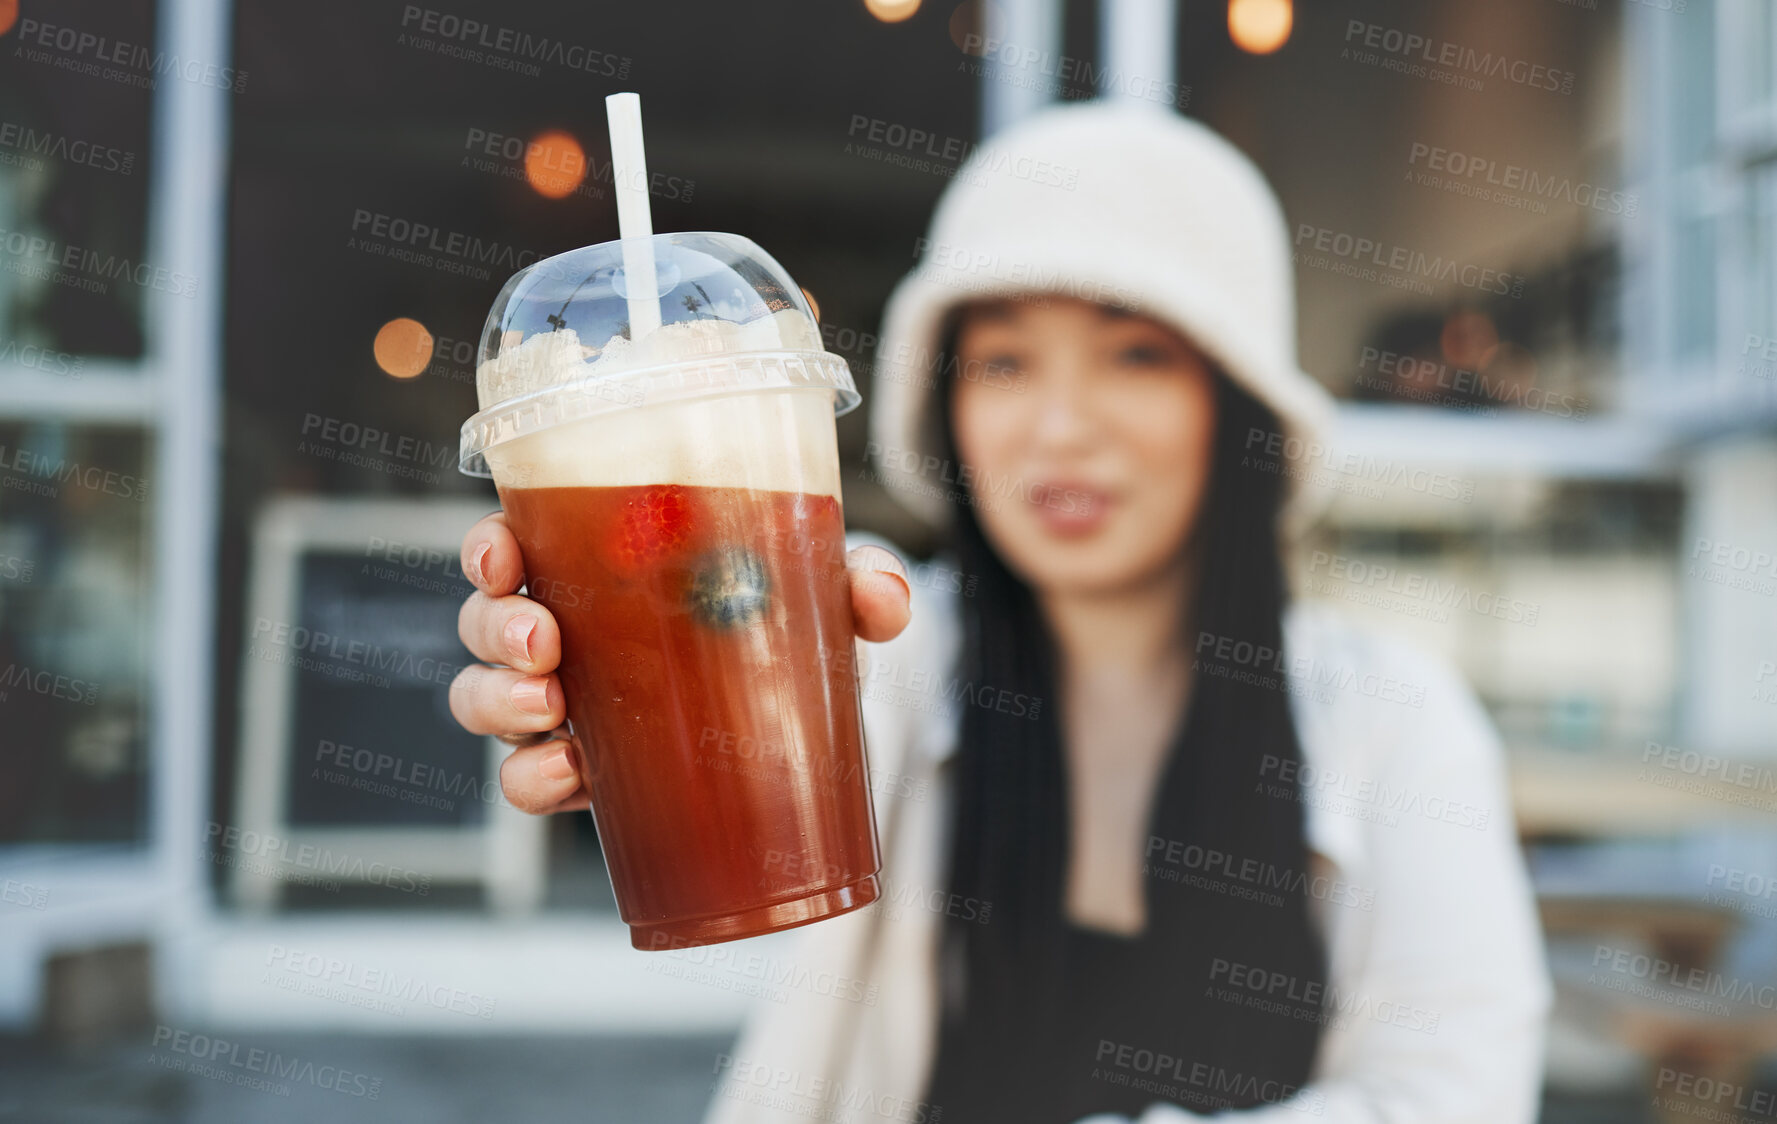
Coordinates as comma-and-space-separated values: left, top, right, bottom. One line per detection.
0, 1, 162, 850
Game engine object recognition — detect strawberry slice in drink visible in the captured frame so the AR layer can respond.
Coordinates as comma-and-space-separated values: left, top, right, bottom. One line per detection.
609, 484, 696, 576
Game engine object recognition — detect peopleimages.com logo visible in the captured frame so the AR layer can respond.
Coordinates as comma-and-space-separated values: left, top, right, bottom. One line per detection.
11, 18, 248, 93
149, 1026, 381, 1099
0, 121, 135, 176
1294, 224, 1523, 299
1342, 20, 1576, 95
0, 227, 196, 299
1406, 142, 1635, 217
0, 441, 150, 502
397, 6, 630, 79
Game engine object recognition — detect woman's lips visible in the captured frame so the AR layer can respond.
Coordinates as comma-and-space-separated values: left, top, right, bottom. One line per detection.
1029, 481, 1113, 537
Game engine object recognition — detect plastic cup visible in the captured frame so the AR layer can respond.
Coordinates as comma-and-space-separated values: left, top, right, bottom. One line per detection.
459, 232, 880, 949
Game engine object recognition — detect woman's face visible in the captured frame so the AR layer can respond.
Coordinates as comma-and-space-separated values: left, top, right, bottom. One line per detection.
949, 296, 1219, 596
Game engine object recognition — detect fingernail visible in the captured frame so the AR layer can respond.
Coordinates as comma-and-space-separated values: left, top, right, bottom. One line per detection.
510, 676, 553, 715
467, 542, 491, 588
538, 745, 576, 780
504, 615, 536, 663
848, 548, 910, 596
877, 568, 911, 600
866, 562, 910, 600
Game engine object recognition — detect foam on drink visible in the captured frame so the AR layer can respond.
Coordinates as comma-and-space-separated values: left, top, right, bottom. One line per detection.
474, 308, 841, 498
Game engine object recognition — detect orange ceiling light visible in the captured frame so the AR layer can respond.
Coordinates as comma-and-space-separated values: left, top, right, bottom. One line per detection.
866, 0, 922, 24
1229, 0, 1292, 55
374, 318, 434, 379
524, 130, 587, 200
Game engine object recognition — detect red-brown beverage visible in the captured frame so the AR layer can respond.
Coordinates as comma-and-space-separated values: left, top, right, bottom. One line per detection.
499, 481, 881, 947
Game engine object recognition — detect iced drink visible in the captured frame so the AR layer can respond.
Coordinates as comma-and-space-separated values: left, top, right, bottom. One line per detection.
460, 232, 878, 947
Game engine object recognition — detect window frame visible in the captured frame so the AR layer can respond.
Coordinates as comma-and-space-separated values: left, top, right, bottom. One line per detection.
0, 0, 228, 1023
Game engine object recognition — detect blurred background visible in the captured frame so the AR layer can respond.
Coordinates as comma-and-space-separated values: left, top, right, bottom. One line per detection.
2, 0, 1776, 1120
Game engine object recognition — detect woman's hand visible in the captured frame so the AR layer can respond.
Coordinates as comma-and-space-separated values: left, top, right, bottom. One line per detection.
450, 511, 913, 816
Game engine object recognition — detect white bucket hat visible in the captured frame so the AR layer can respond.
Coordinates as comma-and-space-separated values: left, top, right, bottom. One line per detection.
868, 99, 1336, 537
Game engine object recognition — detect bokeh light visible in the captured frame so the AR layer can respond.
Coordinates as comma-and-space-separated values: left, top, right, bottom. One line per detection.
524, 130, 587, 200
0, 1, 17, 38
950, 0, 1002, 53
374, 318, 434, 380
800, 288, 822, 322
866, 0, 922, 25
1229, 0, 1292, 55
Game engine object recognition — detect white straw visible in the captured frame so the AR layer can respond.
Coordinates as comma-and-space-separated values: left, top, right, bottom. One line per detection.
605, 92, 661, 340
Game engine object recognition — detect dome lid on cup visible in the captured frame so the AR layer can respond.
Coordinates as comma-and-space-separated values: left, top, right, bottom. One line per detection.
459, 231, 859, 477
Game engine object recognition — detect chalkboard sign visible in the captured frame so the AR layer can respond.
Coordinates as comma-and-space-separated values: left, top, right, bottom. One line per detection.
284, 551, 486, 828
233, 497, 545, 913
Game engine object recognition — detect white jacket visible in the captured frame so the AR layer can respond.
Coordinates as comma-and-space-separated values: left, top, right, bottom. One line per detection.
704, 532, 1553, 1124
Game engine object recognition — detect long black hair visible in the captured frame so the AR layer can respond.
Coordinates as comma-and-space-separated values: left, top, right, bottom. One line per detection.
921, 313, 1328, 1121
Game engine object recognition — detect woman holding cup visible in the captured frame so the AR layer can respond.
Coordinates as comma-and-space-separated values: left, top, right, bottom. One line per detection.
451, 101, 1550, 1124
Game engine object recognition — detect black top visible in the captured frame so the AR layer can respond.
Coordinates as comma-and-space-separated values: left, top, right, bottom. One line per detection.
924, 918, 1169, 1124
920, 656, 1328, 1123
1055, 921, 1163, 1122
